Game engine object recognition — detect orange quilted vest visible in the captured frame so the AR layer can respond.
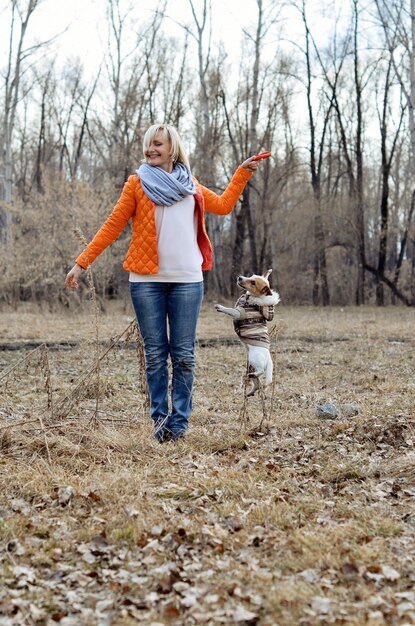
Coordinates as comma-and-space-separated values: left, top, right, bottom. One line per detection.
75, 166, 252, 274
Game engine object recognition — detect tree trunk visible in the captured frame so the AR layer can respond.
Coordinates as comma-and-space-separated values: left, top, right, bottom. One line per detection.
302, 0, 330, 305
353, 0, 366, 304
1, 0, 43, 241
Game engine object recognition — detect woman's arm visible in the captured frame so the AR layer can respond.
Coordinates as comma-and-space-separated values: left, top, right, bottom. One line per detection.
74, 176, 138, 270
201, 156, 261, 216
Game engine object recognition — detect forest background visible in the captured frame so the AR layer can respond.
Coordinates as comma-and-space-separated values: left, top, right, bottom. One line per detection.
1, 0, 415, 308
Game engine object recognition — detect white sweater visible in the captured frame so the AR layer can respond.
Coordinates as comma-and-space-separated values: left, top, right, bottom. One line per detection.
129, 195, 203, 283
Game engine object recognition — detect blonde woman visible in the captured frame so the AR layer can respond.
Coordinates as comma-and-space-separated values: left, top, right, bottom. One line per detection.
66, 123, 263, 442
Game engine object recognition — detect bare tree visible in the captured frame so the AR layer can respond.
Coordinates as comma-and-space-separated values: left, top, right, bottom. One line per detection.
299, 0, 332, 305
374, 0, 415, 303
0, 0, 47, 240
314, 0, 367, 304
221, 0, 281, 286
32, 69, 50, 194
179, 0, 231, 294
365, 57, 407, 304
351, 0, 366, 304
94, 0, 191, 181
186, 0, 214, 181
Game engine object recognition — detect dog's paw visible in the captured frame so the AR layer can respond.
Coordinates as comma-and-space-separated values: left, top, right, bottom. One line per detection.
214, 304, 224, 312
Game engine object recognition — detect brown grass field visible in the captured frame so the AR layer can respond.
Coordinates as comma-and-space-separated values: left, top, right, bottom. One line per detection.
0, 300, 414, 626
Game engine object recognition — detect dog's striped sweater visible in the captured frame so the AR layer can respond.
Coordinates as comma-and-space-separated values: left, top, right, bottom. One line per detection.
233, 291, 280, 348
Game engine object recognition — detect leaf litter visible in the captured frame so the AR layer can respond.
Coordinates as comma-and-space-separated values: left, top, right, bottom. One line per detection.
0, 303, 415, 625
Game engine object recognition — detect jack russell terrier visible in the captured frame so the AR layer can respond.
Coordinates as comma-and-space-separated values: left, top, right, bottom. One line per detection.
215, 270, 280, 396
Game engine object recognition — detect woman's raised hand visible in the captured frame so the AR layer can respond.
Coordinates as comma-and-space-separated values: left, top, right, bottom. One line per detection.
241, 151, 272, 171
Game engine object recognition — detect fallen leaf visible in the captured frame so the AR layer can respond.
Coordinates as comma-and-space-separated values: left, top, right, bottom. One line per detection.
311, 596, 332, 615
381, 565, 400, 582
233, 606, 258, 623
57, 486, 74, 507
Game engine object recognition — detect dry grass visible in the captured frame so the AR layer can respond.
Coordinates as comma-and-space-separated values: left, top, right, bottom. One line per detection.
0, 300, 415, 625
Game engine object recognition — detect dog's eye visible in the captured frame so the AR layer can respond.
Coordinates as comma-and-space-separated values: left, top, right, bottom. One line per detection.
251, 280, 255, 284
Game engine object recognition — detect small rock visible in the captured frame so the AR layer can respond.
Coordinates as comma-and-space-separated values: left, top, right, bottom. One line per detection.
339, 403, 361, 417
317, 403, 361, 420
317, 404, 338, 419
9, 498, 31, 515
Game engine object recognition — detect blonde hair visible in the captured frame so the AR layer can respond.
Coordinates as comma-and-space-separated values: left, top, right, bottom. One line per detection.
142, 123, 190, 169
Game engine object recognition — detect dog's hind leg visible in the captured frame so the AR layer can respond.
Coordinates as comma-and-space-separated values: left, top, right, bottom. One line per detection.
246, 372, 260, 397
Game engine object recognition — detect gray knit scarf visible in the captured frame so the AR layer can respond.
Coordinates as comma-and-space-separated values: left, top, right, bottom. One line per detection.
136, 162, 196, 206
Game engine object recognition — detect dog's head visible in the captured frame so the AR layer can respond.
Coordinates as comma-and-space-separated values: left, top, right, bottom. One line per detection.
237, 269, 273, 297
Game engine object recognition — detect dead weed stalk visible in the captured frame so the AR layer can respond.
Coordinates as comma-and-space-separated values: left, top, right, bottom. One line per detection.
127, 319, 149, 413
74, 228, 101, 425
238, 319, 282, 432
0, 344, 46, 384
1, 223, 150, 463
52, 318, 139, 420
39, 344, 53, 412
0, 317, 150, 464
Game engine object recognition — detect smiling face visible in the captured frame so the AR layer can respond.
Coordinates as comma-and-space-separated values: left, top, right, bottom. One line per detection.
145, 130, 173, 172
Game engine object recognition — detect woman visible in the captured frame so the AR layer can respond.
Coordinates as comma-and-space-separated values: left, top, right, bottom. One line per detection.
66, 123, 261, 442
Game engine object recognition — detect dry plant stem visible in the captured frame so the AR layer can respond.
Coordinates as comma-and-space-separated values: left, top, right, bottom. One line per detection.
87, 266, 100, 424
154, 415, 169, 439
134, 323, 150, 411
37, 413, 52, 464
257, 380, 267, 430
90, 281, 100, 424
0, 344, 46, 383
53, 320, 137, 420
0, 419, 39, 431
73, 228, 101, 426
39, 344, 53, 412
125, 321, 150, 413
239, 357, 250, 427
269, 322, 281, 418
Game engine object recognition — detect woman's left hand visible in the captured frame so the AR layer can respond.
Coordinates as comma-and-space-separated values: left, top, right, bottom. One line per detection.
241, 156, 260, 171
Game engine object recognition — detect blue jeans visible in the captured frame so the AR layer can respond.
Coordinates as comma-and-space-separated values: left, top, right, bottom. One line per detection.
129, 281, 204, 440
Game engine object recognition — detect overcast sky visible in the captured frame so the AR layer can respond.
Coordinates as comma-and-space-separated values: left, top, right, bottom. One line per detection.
29, 0, 278, 74
0, 0, 337, 79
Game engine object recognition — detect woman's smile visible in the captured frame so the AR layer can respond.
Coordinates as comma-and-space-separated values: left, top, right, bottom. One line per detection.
145, 131, 173, 172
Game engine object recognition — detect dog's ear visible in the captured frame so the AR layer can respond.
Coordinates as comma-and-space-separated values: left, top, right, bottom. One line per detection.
260, 284, 272, 296
263, 269, 272, 280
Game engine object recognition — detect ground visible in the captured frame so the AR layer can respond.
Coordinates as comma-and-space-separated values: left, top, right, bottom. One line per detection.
0, 300, 414, 625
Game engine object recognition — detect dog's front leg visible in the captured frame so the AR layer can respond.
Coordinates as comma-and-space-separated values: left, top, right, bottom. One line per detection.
214, 304, 241, 320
